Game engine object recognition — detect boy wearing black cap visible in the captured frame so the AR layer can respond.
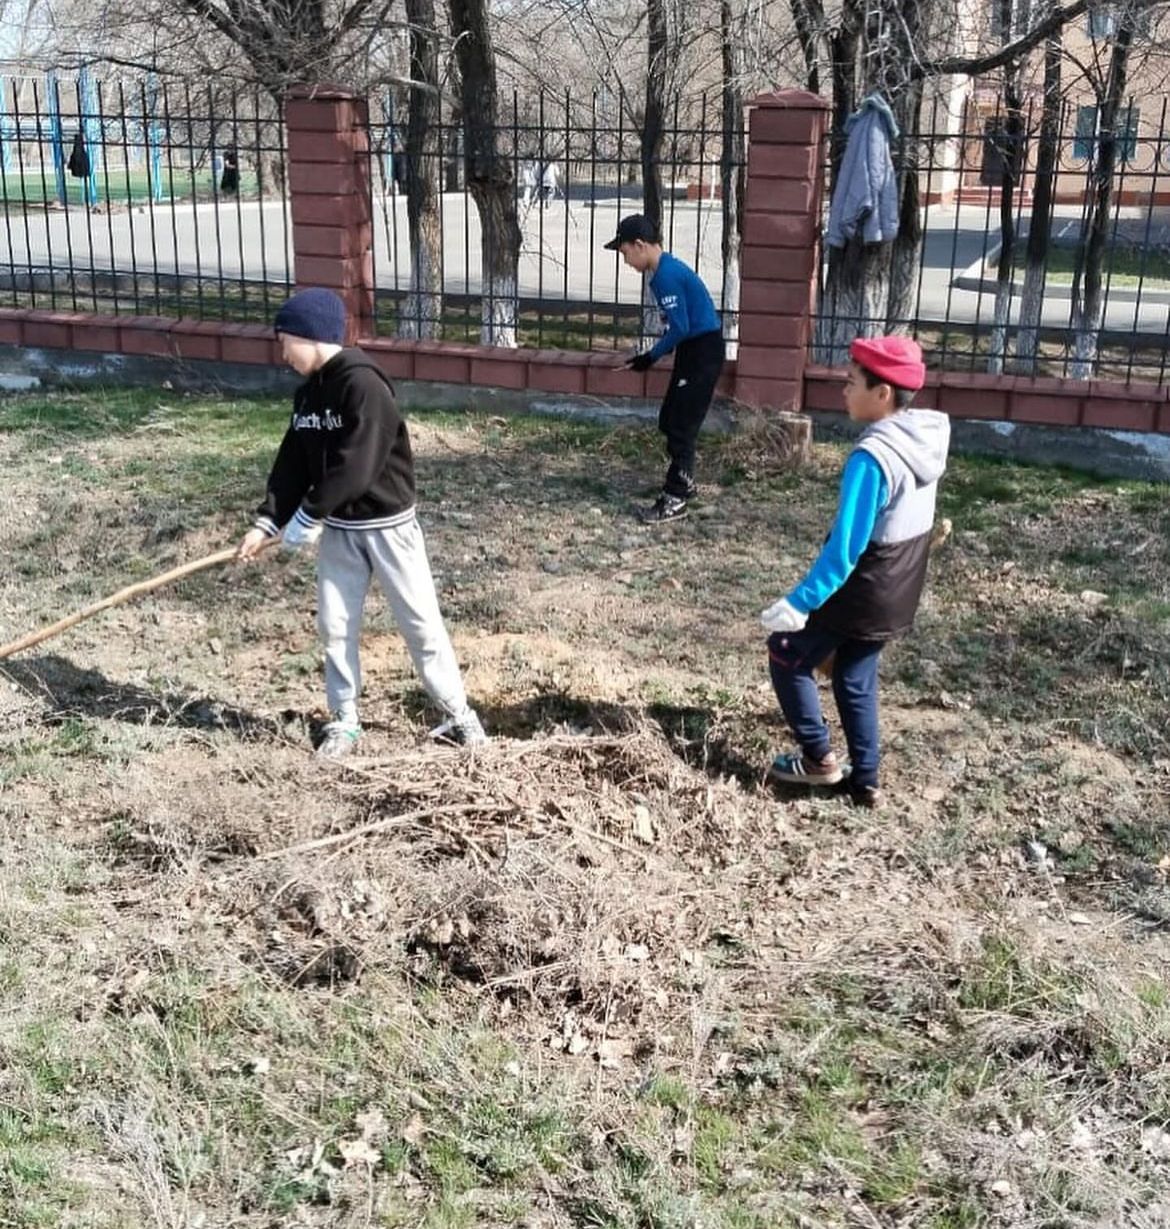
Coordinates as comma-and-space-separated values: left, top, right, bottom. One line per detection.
605, 214, 725, 524
760, 336, 949, 806
237, 288, 486, 759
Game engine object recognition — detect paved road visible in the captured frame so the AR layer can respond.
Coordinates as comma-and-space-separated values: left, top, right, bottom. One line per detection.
2, 193, 1168, 335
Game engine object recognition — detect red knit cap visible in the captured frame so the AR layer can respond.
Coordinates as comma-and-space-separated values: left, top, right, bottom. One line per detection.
849, 336, 926, 392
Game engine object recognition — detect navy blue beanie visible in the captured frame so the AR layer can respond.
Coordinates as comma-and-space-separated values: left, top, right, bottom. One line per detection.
274, 288, 347, 343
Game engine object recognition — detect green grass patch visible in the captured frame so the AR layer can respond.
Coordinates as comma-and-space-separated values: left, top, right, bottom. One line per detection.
0, 167, 262, 208
1010, 239, 1170, 288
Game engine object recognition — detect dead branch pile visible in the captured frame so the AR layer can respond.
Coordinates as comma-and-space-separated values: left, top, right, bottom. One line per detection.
218, 728, 783, 1039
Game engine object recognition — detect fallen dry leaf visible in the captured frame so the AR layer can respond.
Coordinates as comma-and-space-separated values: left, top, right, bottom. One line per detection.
337, 1135, 381, 1168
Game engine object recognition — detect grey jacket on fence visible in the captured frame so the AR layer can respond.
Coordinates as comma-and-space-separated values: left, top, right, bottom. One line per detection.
825, 93, 901, 249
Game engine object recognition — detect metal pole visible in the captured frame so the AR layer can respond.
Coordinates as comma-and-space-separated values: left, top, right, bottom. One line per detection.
45, 71, 67, 205
79, 65, 100, 207
0, 76, 11, 172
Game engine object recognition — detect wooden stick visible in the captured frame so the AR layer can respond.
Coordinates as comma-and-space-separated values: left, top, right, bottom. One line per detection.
0, 544, 259, 661
257, 802, 513, 860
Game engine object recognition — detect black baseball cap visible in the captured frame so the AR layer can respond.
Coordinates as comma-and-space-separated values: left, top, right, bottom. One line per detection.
603, 213, 660, 250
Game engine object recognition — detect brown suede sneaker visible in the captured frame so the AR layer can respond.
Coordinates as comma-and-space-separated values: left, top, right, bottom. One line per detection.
768, 749, 844, 787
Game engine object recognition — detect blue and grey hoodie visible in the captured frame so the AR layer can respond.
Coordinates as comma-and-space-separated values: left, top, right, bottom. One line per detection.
787, 408, 950, 640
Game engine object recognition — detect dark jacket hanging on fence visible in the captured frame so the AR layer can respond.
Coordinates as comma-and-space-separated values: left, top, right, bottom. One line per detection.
67, 132, 90, 179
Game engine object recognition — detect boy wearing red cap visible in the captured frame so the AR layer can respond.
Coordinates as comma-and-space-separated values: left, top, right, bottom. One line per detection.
759, 335, 949, 806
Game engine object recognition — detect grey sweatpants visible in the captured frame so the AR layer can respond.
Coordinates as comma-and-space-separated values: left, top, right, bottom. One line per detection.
316, 516, 469, 726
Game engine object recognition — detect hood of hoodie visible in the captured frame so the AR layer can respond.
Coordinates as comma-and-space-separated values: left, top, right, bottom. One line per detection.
844, 93, 900, 142
311, 347, 395, 394
859, 408, 950, 488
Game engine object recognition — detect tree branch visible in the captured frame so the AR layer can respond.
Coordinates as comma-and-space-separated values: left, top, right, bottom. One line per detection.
919, 0, 1089, 77
919, 0, 1166, 78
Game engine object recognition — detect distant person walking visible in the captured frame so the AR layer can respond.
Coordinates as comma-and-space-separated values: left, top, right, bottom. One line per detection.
220, 147, 240, 195
540, 160, 559, 207
520, 161, 538, 209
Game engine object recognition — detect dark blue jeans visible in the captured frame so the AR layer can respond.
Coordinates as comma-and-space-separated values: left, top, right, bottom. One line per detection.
767, 626, 884, 790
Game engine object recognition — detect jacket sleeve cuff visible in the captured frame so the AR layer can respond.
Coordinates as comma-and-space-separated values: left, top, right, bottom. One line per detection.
291, 506, 323, 530
254, 517, 280, 537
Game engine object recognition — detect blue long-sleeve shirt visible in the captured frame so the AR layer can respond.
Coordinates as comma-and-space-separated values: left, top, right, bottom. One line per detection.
786, 451, 889, 614
647, 252, 721, 361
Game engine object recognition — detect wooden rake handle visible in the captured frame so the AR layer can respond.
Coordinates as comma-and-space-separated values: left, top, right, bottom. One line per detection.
0, 541, 274, 662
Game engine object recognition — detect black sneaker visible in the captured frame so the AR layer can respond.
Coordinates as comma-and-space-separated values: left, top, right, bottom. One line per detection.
848, 784, 883, 809
640, 493, 689, 524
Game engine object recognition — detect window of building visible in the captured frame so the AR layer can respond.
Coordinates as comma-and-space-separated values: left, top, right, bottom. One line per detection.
1087, 6, 1117, 37
1087, 4, 1153, 38
990, 0, 1034, 39
1071, 104, 1140, 163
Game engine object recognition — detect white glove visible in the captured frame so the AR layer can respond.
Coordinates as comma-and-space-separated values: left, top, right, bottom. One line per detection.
281, 509, 324, 552
760, 596, 807, 634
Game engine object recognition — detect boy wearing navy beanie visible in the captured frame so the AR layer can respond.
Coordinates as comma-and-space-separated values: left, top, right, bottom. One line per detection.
237, 289, 486, 758
760, 336, 949, 806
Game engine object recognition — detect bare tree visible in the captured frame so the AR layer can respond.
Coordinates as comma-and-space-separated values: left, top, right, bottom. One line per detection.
642, 0, 669, 233
398, 0, 443, 339
1013, 21, 1063, 371
1, 0, 59, 58
986, 0, 1028, 372
720, 0, 748, 359
807, 0, 1115, 360
1069, 14, 1134, 377
813, 0, 931, 361
449, 0, 521, 346
789, 0, 822, 92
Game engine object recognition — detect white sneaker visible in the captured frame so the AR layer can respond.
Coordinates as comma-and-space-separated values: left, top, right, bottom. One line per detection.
316, 720, 360, 760
429, 709, 488, 746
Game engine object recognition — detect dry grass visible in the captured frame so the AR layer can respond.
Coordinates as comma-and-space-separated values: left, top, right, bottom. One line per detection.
1, 387, 1169, 1228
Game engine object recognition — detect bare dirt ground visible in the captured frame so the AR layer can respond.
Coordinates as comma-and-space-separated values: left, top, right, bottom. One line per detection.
1, 387, 1169, 1229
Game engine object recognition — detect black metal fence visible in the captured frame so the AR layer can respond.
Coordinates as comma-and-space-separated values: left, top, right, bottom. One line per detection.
3, 72, 1169, 390
813, 89, 1170, 386
0, 73, 292, 321
365, 90, 738, 350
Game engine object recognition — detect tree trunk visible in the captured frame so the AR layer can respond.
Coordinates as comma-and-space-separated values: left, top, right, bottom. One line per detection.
876, 0, 925, 336
642, 0, 668, 236
399, 0, 443, 340
641, 0, 670, 345
1014, 28, 1062, 372
883, 80, 924, 334
987, 59, 1025, 373
1070, 24, 1133, 379
813, 0, 862, 363
811, 0, 934, 356
448, 0, 521, 347
720, 0, 747, 360
815, 0, 928, 358
789, 0, 824, 93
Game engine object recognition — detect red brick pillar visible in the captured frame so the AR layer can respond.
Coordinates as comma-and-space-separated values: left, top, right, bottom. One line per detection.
734, 90, 830, 413
285, 85, 375, 342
